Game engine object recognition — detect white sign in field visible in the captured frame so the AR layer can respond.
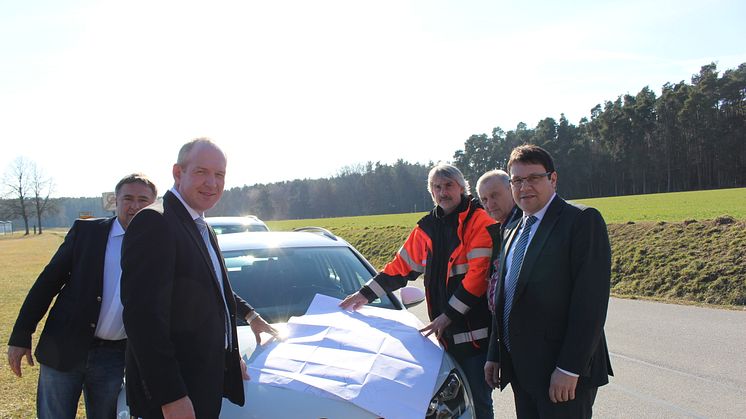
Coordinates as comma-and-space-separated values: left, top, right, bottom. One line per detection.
102, 192, 116, 212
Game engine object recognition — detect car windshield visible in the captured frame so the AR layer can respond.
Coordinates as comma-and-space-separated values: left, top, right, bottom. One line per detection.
213, 224, 268, 234
223, 246, 397, 323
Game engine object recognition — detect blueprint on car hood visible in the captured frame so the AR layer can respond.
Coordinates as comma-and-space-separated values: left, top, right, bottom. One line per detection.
246, 294, 444, 419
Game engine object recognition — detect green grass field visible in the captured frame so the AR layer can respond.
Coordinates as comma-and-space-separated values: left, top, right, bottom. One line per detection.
570, 187, 746, 224
269, 187, 746, 230
268, 188, 746, 269
0, 230, 89, 418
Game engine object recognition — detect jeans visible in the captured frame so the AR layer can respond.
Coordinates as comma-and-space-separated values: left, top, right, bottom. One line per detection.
453, 351, 494, 419
37, 342, 125, 419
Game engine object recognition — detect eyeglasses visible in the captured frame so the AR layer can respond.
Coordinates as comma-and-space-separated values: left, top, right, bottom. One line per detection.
509, 172, 552, 187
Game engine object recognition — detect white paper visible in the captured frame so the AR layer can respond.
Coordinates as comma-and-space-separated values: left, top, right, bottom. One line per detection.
247, 294, 444, 419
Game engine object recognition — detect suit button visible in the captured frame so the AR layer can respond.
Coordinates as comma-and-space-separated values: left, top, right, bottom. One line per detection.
90, 323, 96, 328
96, 296, 102, 302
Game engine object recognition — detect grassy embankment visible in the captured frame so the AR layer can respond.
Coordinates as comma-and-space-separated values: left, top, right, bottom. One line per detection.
0, 188, 743, 417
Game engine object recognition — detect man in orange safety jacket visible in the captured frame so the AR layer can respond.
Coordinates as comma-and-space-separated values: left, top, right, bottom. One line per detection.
340, 163, 496, 419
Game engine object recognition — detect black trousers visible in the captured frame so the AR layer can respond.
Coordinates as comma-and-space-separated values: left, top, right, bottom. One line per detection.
510, 370, 598, 419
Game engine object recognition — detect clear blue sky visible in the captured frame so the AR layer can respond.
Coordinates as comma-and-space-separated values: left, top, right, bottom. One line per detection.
2, 0, 745, 198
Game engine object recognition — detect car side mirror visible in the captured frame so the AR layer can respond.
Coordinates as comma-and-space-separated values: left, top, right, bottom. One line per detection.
399, 286, 426, 308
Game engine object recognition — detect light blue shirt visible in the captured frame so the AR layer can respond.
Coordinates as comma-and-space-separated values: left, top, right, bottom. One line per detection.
94, 218, 126, 340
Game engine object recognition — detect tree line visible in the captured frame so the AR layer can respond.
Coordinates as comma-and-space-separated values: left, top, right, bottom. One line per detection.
3, 62, 744, 228
211, 160, 435, 220
454, 62, 746, 198
218, 62, 746, 219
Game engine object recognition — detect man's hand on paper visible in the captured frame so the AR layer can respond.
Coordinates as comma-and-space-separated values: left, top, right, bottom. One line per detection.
249, 314, 280, 345
418, 313, 451, 340
339, 292, 368, 311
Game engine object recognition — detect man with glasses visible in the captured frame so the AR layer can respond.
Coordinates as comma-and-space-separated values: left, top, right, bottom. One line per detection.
484, 144, 613, 418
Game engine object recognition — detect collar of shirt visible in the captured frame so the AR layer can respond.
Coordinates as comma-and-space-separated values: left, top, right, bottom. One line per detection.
110, 217, 125, 238
523, 192, 556, 225
170, 187, 204, 222
503, 193, 557, 278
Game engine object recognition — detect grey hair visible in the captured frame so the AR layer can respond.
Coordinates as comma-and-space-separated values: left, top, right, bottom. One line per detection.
475, 169, 510, 198
427, 164, 470, 195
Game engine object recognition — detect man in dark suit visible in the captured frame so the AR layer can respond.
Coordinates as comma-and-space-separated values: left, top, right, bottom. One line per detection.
476, 169, 522, 314
7, 173, 157, 419
120, 138, 277, 419
484, 144, 613, 418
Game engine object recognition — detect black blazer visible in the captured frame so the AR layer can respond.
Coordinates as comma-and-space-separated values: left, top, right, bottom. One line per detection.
487, 196, 613, 393
121, 191, 252, 418
9, 217, 114, 371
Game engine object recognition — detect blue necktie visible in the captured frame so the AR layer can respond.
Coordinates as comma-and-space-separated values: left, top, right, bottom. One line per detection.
503, 215, 537, 351
195, 217, 232, 349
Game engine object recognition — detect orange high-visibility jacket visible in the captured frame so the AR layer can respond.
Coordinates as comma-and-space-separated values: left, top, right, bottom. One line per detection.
361, 196, 495, 356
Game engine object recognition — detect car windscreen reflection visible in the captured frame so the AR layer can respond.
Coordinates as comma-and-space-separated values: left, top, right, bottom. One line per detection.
223, 247, 396, 324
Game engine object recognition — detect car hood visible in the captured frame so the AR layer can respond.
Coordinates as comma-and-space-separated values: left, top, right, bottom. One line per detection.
117, 298, 470, 419
223, 295, 461, 419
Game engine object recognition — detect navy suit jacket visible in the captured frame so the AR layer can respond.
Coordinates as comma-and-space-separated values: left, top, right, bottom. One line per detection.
9, 217, 115, 370
121, 191, 252, 418
487, 195, 613, 393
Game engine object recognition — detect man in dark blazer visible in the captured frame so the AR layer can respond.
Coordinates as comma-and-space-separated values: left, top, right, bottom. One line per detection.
120, 138, 277, 419
476, 169, 522, 314
7, 173, 157, 419
485, 144, 613, 418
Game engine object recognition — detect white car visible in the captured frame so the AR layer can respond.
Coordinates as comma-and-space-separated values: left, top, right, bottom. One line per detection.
206, 215, 269, 234
117, 227, 474, 419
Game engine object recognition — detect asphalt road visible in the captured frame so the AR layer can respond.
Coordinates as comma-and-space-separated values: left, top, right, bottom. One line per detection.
407, 295, 746, 418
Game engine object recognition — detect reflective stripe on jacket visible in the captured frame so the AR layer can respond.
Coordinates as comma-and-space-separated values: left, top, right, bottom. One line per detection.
361, 196, 495, 356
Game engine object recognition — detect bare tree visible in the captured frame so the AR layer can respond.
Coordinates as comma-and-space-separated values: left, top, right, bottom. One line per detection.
2, 157, 32, 235
30, 162, 55, 234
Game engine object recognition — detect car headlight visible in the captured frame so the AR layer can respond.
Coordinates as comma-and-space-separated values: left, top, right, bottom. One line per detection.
426, 369, 473, 419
